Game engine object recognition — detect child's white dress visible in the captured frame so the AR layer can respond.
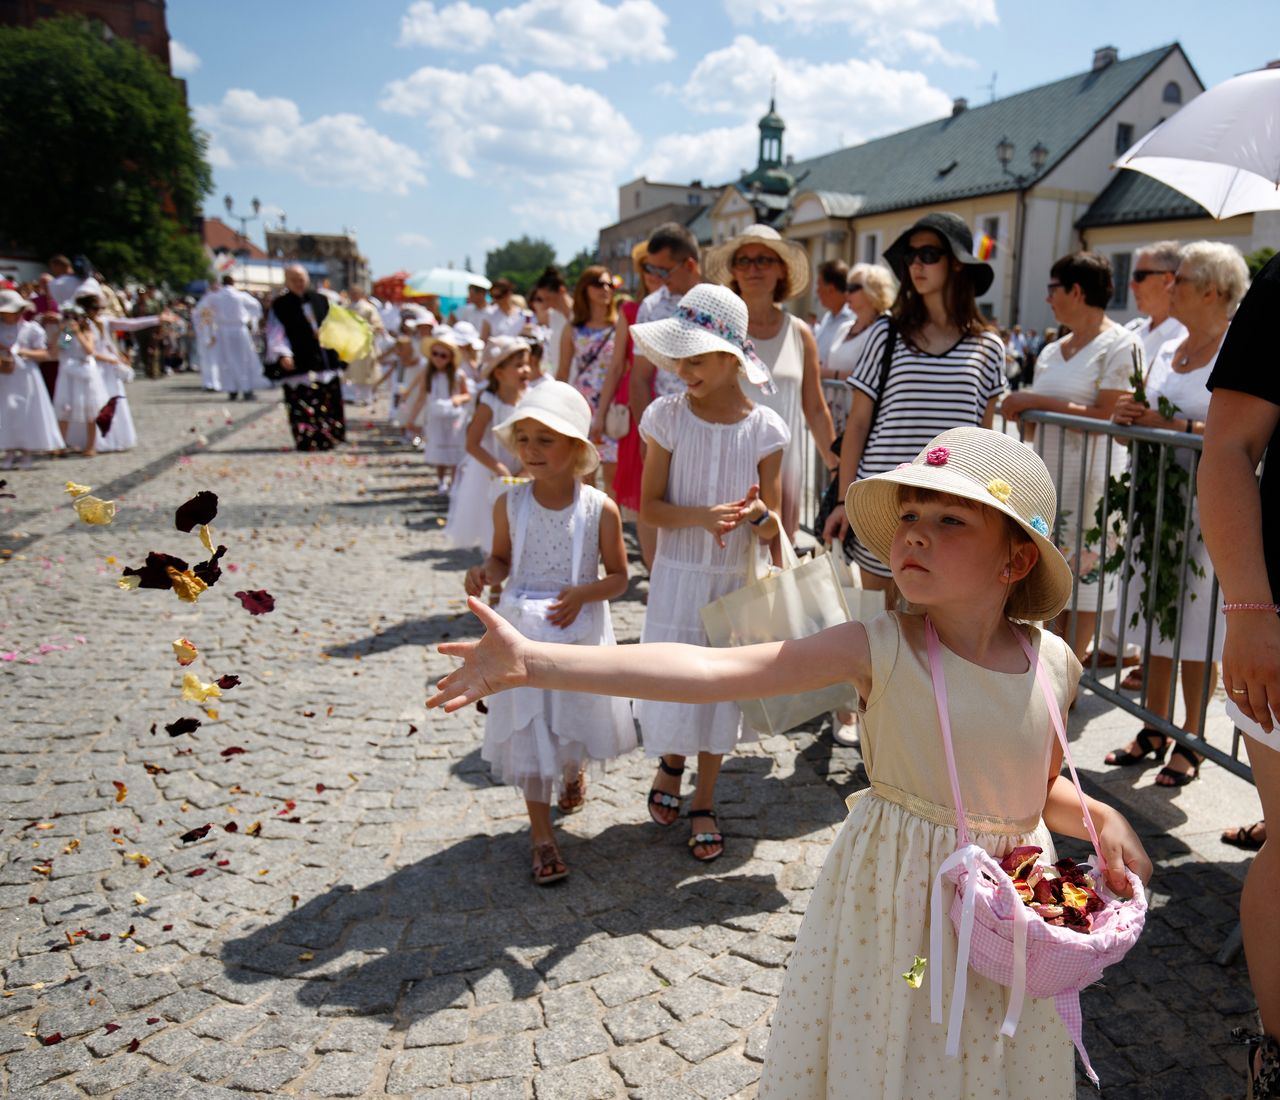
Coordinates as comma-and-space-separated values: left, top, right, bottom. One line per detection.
52, 330, 109, 425
636, 393, 789, 755
443, 390, 522, 551
483, 482, 635, 801
422, 370, 468, 466
0, 319, 64, 452
759, 612, 1079, 1100
389, 350, 424, 428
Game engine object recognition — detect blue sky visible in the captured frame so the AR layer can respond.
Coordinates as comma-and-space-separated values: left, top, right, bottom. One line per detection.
170, 0, 1279, 279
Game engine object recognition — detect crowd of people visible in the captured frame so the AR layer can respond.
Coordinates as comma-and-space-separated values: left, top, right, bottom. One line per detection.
4, 217, 1277, 1095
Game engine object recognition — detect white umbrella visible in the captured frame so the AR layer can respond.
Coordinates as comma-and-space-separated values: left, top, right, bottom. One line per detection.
1114, 65, 1280, 220
405, 267, 492, 298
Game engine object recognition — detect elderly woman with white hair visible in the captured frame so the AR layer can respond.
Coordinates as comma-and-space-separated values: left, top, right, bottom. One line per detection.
1103, 240, 1251, 786
822, 263, 898, 435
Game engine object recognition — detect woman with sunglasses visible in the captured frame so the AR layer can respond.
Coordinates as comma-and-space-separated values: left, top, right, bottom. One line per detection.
1001, 252, 1141, 662
822, 213, 1006, 613
706, 225, 835, 542
558, 266, 619, 495
480, 278, 533, 343
823, 263, 899, 436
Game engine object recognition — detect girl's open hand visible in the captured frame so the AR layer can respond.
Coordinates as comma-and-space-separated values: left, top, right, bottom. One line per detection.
429, 596, 529, 713
1096, 810, 1152, 897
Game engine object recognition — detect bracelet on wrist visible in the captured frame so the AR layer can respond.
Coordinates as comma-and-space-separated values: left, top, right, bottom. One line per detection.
1222, 602, 1280, 613
750, 508, 771, 527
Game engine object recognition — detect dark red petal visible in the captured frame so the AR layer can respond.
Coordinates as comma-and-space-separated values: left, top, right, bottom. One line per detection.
224, 822, 239, 833
146, 1017, 160, 1025
104, 1023, 121, 1034
41, 1033, 63, 1045
164, 718, 202, 738
315, 784, 325, 794
127, 1038, 140, 1052
175, 491, 218, 533
219, 747, 246, 758
186, 868, 206, 877
180, 824, 213, 844
215, 675, 241, 690
233, 589, 275, 615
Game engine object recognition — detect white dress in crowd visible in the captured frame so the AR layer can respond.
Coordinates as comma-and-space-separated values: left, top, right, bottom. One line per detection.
193, 286, 268, 394
483, 482, 635, 802
0, 320, 64, 453
637, 394, 790, 756
637, 287, 688, 400
443, 390, 523, 551
485, 306, 535, 340
52, 326, 110, 427
388, 346, 425, 428
746, 313, 809, 536
63, 314, 165, 451
422, 368, 470, 466
1026, 324, 1143, 610
1122, 340, 1224, 661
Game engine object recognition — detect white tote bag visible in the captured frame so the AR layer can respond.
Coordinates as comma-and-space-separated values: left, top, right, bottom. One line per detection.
700, 540, 859, 735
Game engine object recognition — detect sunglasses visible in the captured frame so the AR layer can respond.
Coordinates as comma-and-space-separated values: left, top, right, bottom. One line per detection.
1131, 268, 1174, 283
592, 278, 614, 289
641, 261, 674, 280
731, 254, 782, 271
846, 282, 864, 294
902, 246, 947, 266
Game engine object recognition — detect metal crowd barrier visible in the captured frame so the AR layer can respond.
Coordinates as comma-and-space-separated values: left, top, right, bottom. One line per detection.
1021, 410, 1254, 785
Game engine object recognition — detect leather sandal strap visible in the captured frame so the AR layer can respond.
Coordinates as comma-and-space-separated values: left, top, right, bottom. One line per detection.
688, 833, 723, 846
657, 757, 685, 778
686, 807, 718, 822
649, 790, 681, 809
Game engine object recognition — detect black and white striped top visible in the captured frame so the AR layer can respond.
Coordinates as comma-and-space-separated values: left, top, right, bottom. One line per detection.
846, 316, 1006, 479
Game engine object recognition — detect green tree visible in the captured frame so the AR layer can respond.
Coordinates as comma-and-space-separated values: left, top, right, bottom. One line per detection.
0, 15, 213, 286
484, 236, 557, 293
1246, 247, 1276, 280
559, 246, 598, 289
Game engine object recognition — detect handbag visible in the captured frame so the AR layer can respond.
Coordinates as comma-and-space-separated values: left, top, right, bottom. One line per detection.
700, 539, 859, 734
825, 542, 885, 623
603, 402, 631, 440
923, 617, 1146, 1087
498, 483, 598, 644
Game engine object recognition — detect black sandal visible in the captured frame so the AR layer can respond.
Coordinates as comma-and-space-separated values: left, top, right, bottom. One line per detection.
1155, 743, 1202, 787
1234, 1028, 1280, 1099
686, 807, 724, 863
648, 757, 684, 826
1223, 820, 1267, 851
1103, 727, 1169, 767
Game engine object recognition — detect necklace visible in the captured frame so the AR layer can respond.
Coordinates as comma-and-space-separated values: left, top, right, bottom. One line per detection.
1175, 329, 1226, 369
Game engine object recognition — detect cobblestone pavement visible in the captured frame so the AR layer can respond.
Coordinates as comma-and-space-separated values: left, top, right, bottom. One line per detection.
0, 377, 1260, 1099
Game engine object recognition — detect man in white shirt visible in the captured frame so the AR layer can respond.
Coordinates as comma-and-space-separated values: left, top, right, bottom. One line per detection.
1124, 240, 1187, 370
812, 260, 855, 370
451, 284, 491, 333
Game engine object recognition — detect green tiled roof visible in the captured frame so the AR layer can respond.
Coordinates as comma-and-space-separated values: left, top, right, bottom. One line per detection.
1076, 167, 1208, 227
775, 44, 1181, 218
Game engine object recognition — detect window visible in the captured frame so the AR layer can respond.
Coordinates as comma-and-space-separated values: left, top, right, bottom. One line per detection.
1115, 122, 1134, 156
687, 193, 701, 205
1163, 81, 1183, 105
980, 216, 1000, 261
978, 301, 995, 320
862, 232, 880, 265
1109, 252, 1131, 309
634, 192, 641, 210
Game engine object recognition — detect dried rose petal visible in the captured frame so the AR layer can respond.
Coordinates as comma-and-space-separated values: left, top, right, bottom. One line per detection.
172, 639, 199, 666
122, 552, 189, 590
234, 589, 275, 615
223, 822, 239, 834
112, 781, 127, 803
180, 824, 212, 844
215, 675, 240, 690
165, 717, 201, 738
127, 1038, 140, 1052
181, 673, 221, 705
998, 846, 1041, 879
186, 868, 206, 878
175, 492, 218, 533
193, 545, 226, 587
104, 1023, 121, 1034
219, 747, 246, 758
167, 567, 208, 604
41, 1032, 63, 1046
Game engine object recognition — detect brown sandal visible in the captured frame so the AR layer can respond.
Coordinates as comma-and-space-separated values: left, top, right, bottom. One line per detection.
1222, 820, 1267, 851
557, 772, 586, 815
531, 841, 568, 885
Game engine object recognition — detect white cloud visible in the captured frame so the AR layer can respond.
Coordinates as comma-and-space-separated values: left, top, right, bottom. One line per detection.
381, 63, 639, 236
170, 40, 201, 76
195, 90, 426, 196
396, 0, 672, 70
397, 232, 434, 248
635, 123, 757, 186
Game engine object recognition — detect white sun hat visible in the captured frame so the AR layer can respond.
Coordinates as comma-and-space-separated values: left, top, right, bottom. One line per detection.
0, 289, 30, 314
479, 334, 531, 378
704, 224, 811, 300
450, 319, 485, 351
629, 283, 774, 391
493, 379, 600, 474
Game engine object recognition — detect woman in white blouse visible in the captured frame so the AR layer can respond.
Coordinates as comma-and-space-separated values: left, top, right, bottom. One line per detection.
1002, 252, 1142, 659
822, 263, 898, 436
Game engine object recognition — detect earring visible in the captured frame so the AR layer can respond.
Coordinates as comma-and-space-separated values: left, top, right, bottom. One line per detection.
1001, 566, 1012, 579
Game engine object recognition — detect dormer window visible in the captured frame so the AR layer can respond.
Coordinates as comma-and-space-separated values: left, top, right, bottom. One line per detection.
1162, 81, 1183, 105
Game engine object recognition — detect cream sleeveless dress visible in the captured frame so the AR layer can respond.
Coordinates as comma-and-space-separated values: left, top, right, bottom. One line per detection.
748, 313, 808, 537
760, 612, 1080, 1099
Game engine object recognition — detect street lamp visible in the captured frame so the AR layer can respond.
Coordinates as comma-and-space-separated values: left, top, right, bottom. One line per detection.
995, 138, 1048, 326
222, 195, 261, 288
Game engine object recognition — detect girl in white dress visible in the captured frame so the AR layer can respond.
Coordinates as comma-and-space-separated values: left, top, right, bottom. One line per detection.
630, 284, 789, 861
0, 290, 64, 467
465, 380, 634, 883
52, 304, 110, 456
443, 336, 532, 565
417, 329, 471, 488
430, 426, 1153, 1098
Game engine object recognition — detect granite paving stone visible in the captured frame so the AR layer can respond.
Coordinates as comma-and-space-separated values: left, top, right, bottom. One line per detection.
0, 379, 1259, 1099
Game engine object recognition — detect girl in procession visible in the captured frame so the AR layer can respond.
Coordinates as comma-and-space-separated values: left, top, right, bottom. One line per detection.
0, 288, 63, 468
401, 326, 471, 490
627, 284, 789, 861
463, 380, 634, 883
430, 424, 1151, 1097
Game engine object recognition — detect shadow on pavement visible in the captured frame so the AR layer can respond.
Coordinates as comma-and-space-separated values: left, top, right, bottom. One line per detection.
323, 610, 478, 658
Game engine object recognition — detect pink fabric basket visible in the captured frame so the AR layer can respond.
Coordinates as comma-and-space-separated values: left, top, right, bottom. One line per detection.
924, 619, 1147, 1087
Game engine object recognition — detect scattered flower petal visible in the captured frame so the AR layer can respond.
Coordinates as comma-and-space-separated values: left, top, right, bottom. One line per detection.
181, 672, 221, 704
73, 495, 116, 525
219, 747, 246, 758
122, 552, 188, 590
902, 955, 927, 989
164, 717, 201, 738
112, 781, 127, 803
215, 675, 240, 690
175, 491, 218, 533
167, 567, 208, 604
64, 481, 91, 498
40, 1033, 63, 1046
172, 638, 199, 667
234, 589, 275, 615
180, 824, 212, 844
132, 893, 147, 905
198, 524, 215, 555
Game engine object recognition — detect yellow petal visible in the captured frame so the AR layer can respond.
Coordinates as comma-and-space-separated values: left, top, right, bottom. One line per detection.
204, 707, 219, 721
118, 575, 141, 591
297, 951, 314, 962
73, 495, 117, 525
181, 671, 222, 704
901, 955, 927, 989
172, 638, 199, 666
64, 481, 91, 498
125, 852, 151, 867
167, 566, 208, 603
199, 524, 215, 554
133, 893, 148, 905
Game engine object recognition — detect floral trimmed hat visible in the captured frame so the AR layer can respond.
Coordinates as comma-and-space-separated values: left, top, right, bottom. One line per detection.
844, 426, 1073, 620
629, 283, 774, 391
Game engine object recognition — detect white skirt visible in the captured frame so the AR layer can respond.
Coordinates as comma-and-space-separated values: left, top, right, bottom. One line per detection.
482, 601, 636, 802
0, 360, 64, 451
63, 363, 136, 452
423, 400, 467, 466
443, 458, 505, 551
52, 358, 109, 425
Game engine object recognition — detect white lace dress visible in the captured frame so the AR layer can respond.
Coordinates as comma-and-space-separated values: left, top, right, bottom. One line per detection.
637, 394, 790, 755
0, 320, 63, 452
483, 483, 636, 801
443, 390, 522, 551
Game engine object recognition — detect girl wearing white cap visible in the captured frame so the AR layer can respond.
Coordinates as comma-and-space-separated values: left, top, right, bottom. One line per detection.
399, 328, 472, 489
443, 337, 533, 566
430, 425, 1152, 1095
465, 380, 634, 883
0, 289, 64, 468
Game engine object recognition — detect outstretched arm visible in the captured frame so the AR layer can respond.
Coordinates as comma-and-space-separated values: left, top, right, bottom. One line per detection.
429, 598, 869, 713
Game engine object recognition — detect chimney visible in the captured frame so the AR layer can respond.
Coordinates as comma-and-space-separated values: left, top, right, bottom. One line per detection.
1092, 45, 1118, 71
785, 154, 795, 166
951, 97, 968, 116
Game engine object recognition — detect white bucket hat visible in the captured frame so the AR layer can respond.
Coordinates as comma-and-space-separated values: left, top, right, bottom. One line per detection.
450, 320, 485, 351
629, 284, 774, 391
493, 379, 600, 474
479, 334, 531, 379
844, 426, 1074, 621
0, 289, 30, 314
704, 224, 811, 301
420, 325, 462, 368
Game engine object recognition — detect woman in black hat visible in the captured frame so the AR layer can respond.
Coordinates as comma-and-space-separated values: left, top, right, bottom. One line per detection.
822, 212, 1006, 611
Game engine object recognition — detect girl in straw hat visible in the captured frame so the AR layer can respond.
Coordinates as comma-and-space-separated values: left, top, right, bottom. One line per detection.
443, 337, 533, 565
429, 425, 1151, 1095
464, 380, 634, 883
706, 224, 836, 542
406, 327, 472, 489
